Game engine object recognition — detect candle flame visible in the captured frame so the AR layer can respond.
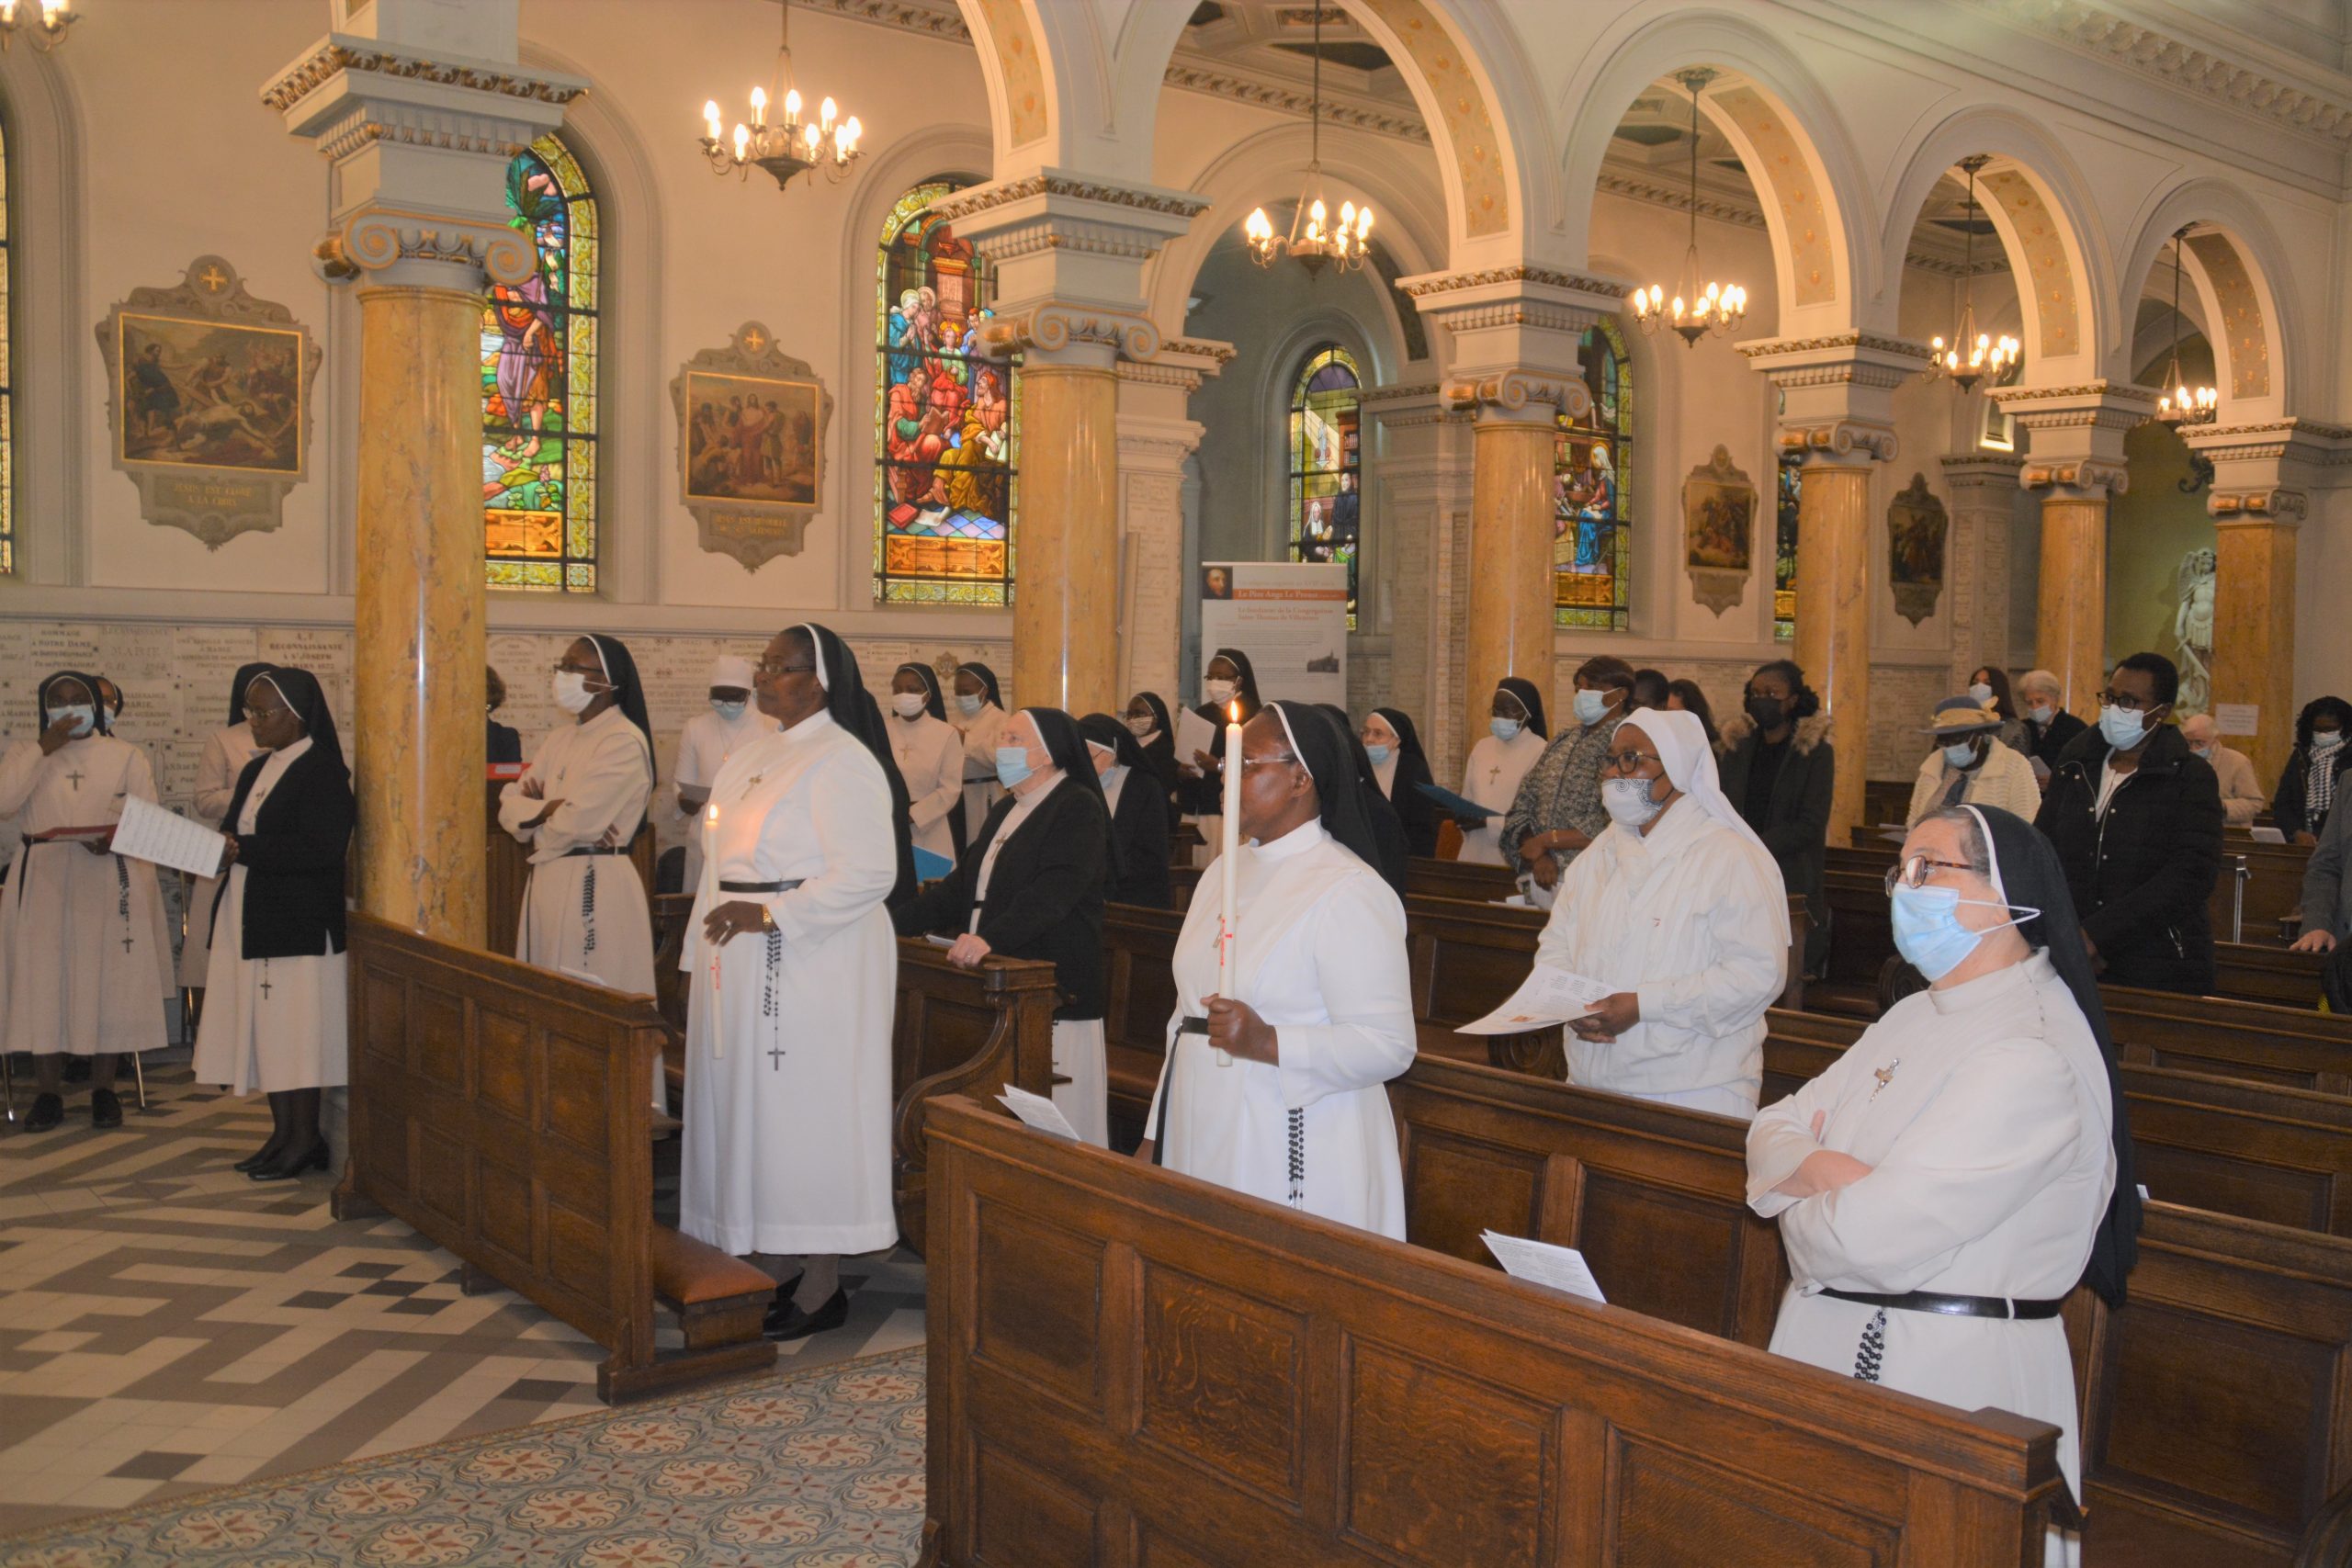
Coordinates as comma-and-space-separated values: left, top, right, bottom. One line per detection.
1227, 699, 1241, 724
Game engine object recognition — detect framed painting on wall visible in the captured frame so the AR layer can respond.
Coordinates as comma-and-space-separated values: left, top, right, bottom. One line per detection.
1681, 445, 1757, 615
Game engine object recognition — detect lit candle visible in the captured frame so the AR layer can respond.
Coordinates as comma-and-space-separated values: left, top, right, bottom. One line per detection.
703, 100, 723, 142
1215, 699, 1242, 1066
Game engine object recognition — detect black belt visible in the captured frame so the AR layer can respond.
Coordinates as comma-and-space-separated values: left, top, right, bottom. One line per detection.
1820, 1288, 2063, 1320
1176, 1018, 1209, 1036
562, 845, 628, 857
719, 879, 804, 894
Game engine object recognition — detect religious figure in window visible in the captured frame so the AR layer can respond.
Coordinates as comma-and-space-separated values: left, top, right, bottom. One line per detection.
1553, 321, 1634, 630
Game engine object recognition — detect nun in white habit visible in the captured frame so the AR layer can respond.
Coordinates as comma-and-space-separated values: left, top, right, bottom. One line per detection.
181, 660, 271, 990
1530, 707, 1789, 1119
1747, 803, 2138, 1567
673, 653, 769, 896
680, 623, 911, 1340
1144, 700, 1416, 1238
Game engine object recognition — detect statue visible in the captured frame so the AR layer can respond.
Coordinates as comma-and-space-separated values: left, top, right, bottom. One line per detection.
2173, 546, 2217, 716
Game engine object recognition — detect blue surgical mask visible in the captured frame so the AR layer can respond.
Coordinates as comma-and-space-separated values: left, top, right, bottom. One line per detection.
1889, 884, 2040, 983
994, 746, 1033, 788
1941, 739, 1980, 769
2099, 705, 2148, 750
1573, 688, 1610, 727
711, 698, 748, 721
45, 705, 94, 737
956, 693, 984, 718
1364, 743, 1392, 765
1490, 716, 1521, 742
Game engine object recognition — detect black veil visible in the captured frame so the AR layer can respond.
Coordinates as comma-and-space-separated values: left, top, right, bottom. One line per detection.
256, 666, 347, 774
36, 671, 110, 737
1497, 676, 1550, 740
896, 662, 948, 722
1313, 703, 1410, 897
1266, 700, 1388, 883
582, 634, 654, 752
1020, 707, 1112, 849
227, 661, 275, 728
799, 624, 917, 907
956, 661, 1003, 711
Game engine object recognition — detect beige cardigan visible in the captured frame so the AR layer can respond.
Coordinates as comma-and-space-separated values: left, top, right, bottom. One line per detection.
1905, 738, 2044, 827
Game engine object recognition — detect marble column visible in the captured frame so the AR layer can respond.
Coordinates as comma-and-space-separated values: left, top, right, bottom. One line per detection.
1115, 340, 1229, 711
1940, 455, 2025, 689
1461, 412, 1560, 725
1363, 385, 1471, 769
266, 19, 581, 942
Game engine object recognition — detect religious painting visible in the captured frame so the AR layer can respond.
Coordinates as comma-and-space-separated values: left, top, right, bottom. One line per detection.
1681, 445, 1756, 616
1773, 457, 1801, 639
1288, 345, 1362, 627
1886, 471, 1949, 627
672, 323, 835, 572
873, 179, 1018, 608
1554, 320, 1632, 630
482, 135, 599, 592
95, 255, 321, 549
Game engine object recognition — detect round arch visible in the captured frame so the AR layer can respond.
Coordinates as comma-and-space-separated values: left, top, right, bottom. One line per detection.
2116, 180, 2299, 419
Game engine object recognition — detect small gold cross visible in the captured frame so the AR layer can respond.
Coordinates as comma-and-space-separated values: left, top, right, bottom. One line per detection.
1870, 1059, 1901, 1100
742, 328, 765, 352
198, 265, 228, 292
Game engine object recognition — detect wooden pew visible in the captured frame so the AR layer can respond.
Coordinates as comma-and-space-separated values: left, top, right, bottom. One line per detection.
1387, 1053, 2352, 1562
1408, 852, 1518, 902
920, 1093, 2069, 1566
339, 912, 776, 1404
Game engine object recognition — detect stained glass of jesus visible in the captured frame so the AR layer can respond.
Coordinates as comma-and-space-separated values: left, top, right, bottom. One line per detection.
873, 180, 1018, 607
481, 136, 599, 592
1554, 321, 1632, 630
1287, 346, 1363, 627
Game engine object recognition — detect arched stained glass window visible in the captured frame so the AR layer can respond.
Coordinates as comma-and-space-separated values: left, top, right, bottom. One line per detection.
0, 107, 13, 574
1287, 345, 1363, 627
482, 133, 598, 592
1554, 320, 1630, 629
875, 179, 1017, 606
1774, 457, 1800, 639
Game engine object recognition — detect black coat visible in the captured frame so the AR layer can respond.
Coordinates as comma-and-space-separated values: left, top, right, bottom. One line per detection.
2034, 723, 2223, 993
1383, 750, 1438, 858
217, 743, 355, 960
2021, 709, 2088, 770
1714, 712, 1834, 974
487, 718, 523, 765
2272, 743, 2352, 838
894, 775, 1107, 1020
1104, 771, 1171, 909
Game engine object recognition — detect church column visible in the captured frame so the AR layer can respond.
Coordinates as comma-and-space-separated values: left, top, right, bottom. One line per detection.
1115, 338, 1231, 709
1940, 455, 2025, 689
1995, 385, 2154, 723
1404, 269, 1619, 729
938, 176, 1207, 714
1744, 336, 1925, 844
264, 14, 582, 943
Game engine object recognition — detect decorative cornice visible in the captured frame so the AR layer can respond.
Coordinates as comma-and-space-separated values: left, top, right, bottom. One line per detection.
1400, 265, 1626, 300
260, 39, 588, 114
1780, 419, 1899, 464
1363, 381, 1443, 403
1160, 336, 1238, 366
2021, 457, 2131, 496
1116, 359, 1205, 392
315, 115, 526, 164
979, 303, 1159, 363
1939, 452, 2028, 475
1987, 379, 2155, 405
1740, 332, 1930, 361
2211, 487, 2308, 522
931, 175, 1211, 223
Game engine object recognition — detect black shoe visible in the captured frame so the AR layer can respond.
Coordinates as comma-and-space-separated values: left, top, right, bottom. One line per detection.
763, 1287, 848, 1342
90, 1089, 121, 1129
758, 1276, 808, 1332
24, 1092, 63, 1133
249, 1139, 331, 1182
232, 1143, 283, 1173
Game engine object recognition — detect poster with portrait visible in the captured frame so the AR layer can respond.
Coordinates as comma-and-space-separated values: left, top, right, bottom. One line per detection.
671, 322, 834, 572
95, 256, 320, 548
1199, 560, 1348, 708
1681, 445, 1756, 615
1886, 472, 1949, 626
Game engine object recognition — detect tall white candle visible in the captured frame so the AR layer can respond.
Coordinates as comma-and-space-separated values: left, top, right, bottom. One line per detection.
1215, 702, 1241, 1066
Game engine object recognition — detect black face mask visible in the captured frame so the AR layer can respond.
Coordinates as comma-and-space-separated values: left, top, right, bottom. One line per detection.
1746, 694, 1787, 730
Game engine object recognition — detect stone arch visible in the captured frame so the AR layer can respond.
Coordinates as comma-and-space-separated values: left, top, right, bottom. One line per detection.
1556, 9, 1876, 336
0, 44, 89, 582
2116, 181, 2298, 421
1873, 107, 2109, 385
954, 0, 1058, 175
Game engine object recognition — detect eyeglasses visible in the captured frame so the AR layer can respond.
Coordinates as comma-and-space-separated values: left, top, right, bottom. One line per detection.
243, 707, 291, 726
551, 661, 607, 679
1238, 753, 1299, 771
2098, 691, 2155, 712
756, 660, 817, 679
1883, 855, 1974, 895
1601, 750, 1663, 775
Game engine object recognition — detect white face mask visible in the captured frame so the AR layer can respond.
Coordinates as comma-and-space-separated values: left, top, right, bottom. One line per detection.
2192, 743, 2214, 760
1968, 682, 1995, 705
552, 670, 595, 714
2316, 730, 2346, 753
1204, 678, 1237, 705
891, 693, 928, 719
1125, 716, 1157, 739
955, 693, 984, 718
2029, 703, 2054, 726
1600, 776, 1667, 828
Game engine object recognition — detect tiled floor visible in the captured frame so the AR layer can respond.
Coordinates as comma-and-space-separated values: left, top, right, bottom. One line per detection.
0, 1057, 928, 1538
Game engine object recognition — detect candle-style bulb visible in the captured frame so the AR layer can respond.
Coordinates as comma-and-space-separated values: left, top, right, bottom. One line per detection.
820, 96, 837, 129
732, 123, 751, 158
750, 85, 767, 126
785, 87, 802, 120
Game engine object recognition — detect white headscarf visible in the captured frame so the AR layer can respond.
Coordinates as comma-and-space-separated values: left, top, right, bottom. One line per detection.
1615, 707, 1792, 942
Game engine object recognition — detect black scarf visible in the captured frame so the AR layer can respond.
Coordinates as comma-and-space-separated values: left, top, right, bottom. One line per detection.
226, 661, 275, 728
254, 666, 347, 775
896, 662, 948, 722
1266, 700, 1385, 879
35, 671, 110, 737
956, 661, 1003, 711
1497, 676, 1550, 740
801, 624, 917, 907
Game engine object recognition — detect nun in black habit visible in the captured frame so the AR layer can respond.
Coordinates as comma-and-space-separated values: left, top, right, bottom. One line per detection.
1123, 690, 1184, 829
1080, 711, 1172, 908
1179, 648, 1265, 814
1363, 705, 1439, 858
1317, 703, 1411, 899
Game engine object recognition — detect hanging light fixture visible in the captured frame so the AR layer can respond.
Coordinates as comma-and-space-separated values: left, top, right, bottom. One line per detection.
2156, 224, 2218, 426
697, 0, 861, 192
1630, 68, 1747, 345
1242, 2, 1373, 277
0, 0, 75, 52
1926, 156, 2018, 393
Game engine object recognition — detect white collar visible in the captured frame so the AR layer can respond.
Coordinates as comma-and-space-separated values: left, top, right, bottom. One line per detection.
782, 708, 836, 740
1253, 818, 1327, 862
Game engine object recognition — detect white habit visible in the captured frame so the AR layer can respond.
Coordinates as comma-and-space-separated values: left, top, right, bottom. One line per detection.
1147, 821, 1416, 1237
972, 773, 1107, 1147
192, 739, 348, 1095
673, 704, 768, 892
1747, 952, 2113, 1554
889, 709, 965, 862
1457, 726, 1547, 865
0, 735, 171, 1056
952, 700, 1007, 844
679, 711, 899, 1257
182, 720, 263, 987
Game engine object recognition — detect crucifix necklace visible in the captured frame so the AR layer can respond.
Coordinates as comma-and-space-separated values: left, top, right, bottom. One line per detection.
1871, 1059, 1902, 1100
258, 961, 274, 1002
64, 768, 84, 792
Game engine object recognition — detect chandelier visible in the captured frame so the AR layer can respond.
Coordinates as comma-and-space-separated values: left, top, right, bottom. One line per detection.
2156, 225, 2217, 426
1631, 69, 1747, 345
1926, 156, 2018, 393
1243, 2, 1373, 276
698, 0, 860, 191
0, 0, 74, 51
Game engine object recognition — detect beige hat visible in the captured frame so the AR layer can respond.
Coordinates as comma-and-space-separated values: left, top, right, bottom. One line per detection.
1922, 695, 2003, 737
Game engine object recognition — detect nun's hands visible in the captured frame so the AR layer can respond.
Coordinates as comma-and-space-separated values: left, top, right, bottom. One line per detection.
37, 715, 78, 756
518, 774, 546, 800
944, 933, 990, 968
701, 900, 770, 944
217, 836, 240, 871
1566, 992, 1640, 1043
2291, 929, 2337, 954
1199, 994, 1276, 1064
526, 798, 565, 829
1191, 750, 1218, 773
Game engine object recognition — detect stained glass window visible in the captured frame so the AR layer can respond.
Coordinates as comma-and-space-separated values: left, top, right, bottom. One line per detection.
482, 134, 598, 592
0, 107, 13, 575
1554, 320, 1631, 629
874, 179, 1018, 606
1287, 346, 1363, 626
1774, 457, 1800, 639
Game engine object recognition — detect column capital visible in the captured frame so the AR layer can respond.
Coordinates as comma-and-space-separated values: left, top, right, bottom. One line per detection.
2209, 487, 2308, 525
2020, 457, 2131, 498
1403, 266, 1623, 419
1444, 367, 1589, 428
1741, 333, 1929, 466
322, 205, 537, 291
1990, 380, 2156, 492
978, 302, 1160, 369
1939, 452, 2027, 491
2185, 418, 2352, 508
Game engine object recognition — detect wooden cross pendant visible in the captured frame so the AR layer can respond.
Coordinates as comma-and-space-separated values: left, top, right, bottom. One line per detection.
1870, 1059, 1901, 1101
64, 769, 84, 791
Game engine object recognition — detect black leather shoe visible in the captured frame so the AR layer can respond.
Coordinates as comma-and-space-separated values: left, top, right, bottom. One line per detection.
90, 1089, 122, 1129
25, 1092, 63, 1133
232, 1143, 282, 1173
249, 1139, 331, 1182
763, 1287, 849, 1342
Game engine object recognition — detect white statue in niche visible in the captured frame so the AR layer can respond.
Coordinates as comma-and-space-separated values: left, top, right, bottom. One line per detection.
2172, 546, 2217, 716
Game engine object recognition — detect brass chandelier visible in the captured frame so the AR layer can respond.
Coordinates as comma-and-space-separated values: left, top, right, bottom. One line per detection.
698, 0, 861, 191
1243, 2, 1373, 276
1630, 69, 1747, 345
1926, 156, 2018, 393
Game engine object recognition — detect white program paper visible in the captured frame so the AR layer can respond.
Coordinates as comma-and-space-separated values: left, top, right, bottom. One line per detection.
999, 1084, 1080, 1141
1175, 705, 1217, 769
1456, 964, 1613, 1034
1482, 1231, 1607, 1304
108, 794, 226, 878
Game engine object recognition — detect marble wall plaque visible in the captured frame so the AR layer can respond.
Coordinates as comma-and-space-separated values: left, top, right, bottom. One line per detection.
1886, 472, 1950, 627
1682, 445, 1757, 616
672, 321, 834, 572
94, 256, 322, 549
